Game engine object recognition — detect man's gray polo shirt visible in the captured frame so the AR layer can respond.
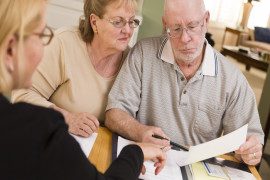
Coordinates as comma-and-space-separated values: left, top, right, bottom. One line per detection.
106, 35, 264, 146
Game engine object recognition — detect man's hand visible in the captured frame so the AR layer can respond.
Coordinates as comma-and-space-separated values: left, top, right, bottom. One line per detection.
140, 126, 170, 146
50, 105, 99, 137
234, 135, 263, 165
136, 143, 170, 175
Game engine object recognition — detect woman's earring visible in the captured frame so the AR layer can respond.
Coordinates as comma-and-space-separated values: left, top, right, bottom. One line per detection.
93, 29, 98, 34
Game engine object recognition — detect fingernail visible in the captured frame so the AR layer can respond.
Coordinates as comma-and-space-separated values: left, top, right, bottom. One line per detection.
160, 146, 166, 152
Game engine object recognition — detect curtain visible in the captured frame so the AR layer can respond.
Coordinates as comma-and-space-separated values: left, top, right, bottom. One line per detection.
204, 0, 243, 27
248, 0, 270, 28
205, 0, 270, 28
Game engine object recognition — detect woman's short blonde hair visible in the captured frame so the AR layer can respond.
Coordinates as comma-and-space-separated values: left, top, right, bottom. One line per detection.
0, 0, 44, 93
79, 0, 137, 43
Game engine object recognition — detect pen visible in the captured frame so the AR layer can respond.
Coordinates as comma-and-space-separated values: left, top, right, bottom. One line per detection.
203, 161, 211, 174
152, 134, 189, 151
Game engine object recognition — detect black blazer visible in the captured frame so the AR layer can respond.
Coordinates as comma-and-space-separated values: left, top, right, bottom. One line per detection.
0, 94, 143, 180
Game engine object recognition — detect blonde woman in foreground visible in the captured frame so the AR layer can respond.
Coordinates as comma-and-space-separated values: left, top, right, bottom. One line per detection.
0, 0, 168, 179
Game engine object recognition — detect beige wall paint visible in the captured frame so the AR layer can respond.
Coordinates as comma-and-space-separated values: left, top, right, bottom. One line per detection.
137, 0, 165, 41
259, 65, 270, 140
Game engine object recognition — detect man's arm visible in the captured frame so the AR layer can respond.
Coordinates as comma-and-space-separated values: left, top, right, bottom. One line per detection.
105, 108, 169, 146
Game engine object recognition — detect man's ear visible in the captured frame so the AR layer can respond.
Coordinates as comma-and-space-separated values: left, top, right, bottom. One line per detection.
205, 11, 210, 26
162, 16, 166, 34
3, 34, 17, 72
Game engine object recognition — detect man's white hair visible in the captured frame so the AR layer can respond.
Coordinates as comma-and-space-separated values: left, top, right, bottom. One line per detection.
164, 0, 206, 18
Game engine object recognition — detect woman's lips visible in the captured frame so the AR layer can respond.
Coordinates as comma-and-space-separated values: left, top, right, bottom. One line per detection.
118, 37, 129, 41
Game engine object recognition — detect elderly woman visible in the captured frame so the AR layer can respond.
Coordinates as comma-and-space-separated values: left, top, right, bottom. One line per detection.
0, 0, 168, 179
12, 0, 140, 137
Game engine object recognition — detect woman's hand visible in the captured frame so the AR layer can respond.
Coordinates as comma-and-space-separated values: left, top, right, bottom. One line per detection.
50, 105, 99, 137
65, 112, 99, 137
135, 143, 170, 175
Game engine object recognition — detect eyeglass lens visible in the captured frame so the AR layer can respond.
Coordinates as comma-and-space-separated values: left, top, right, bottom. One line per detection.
167, 14, 206, 38
41, 26, 54, 45
168, 24, 202, 38
108, 18, 140, 28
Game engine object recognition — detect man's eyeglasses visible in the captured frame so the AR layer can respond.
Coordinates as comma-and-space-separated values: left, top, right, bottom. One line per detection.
33, 25, 54, 46
106, 17, 140, 28
166, 13, 206, 38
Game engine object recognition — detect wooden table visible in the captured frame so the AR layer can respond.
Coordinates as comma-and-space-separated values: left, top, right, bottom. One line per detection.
88, 127, 112, 173
88, 127, 262, 179
221, 45, 269, 72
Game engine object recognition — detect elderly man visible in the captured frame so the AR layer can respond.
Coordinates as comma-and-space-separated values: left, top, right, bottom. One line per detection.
105, 0, 264, 165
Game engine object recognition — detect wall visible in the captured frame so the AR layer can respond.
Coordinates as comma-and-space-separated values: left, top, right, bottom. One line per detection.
137, 0, 165, 41
47, 0, 83, 29
258, 66, 270, 140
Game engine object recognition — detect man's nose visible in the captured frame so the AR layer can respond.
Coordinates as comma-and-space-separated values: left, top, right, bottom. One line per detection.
179, 28, 191, 43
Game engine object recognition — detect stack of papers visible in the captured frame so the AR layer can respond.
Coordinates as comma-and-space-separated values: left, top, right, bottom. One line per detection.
192, 161, 255, 180
117, 124, 249, 179
70, 133, 97, 157
173, 124, 248, 166
117, 137, 183, 180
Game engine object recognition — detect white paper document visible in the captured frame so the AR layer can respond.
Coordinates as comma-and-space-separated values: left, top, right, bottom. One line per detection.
70, 133, 98, 157
203, 162, 229, 179
223, 166, 256, 180
117, 136, 183, 180
116, 124, 247, 179
173, 124, 248, 166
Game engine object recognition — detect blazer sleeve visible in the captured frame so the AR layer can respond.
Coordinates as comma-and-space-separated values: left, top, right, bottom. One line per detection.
105, 145, 144, 180
38, 109, 143, 180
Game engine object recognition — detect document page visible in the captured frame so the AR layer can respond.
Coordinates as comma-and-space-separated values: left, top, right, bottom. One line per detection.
70, 133, 98, 157
223, 166, 256, 180
201, 162, 256, 180
117, 136, 183, 180
172, 124, 248, 166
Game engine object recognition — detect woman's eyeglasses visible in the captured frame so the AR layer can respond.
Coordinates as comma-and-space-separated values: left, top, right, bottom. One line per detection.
106, 17, 140, 28
15, 25, 54, 46
33, 25, 54, 46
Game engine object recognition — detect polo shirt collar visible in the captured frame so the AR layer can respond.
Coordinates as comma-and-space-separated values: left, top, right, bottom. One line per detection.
158, 37, 218, 76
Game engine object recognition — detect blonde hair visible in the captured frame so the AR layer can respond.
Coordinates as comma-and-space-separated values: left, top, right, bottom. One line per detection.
79, 0, 137, 43
0, 0, 44, 93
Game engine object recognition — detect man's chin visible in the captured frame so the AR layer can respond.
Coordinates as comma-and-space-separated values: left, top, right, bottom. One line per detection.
176, 53, 197, 62
177, 49, 203, 62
